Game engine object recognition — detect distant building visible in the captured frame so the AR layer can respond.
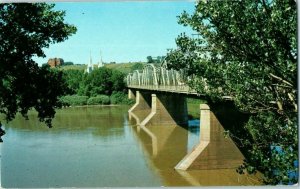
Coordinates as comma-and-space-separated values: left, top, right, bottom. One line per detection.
97, 51, 104, 68
86, 52, 93, 74
97, 58, 103, 68
86, 51, 106, 73
47, 58, 64, 67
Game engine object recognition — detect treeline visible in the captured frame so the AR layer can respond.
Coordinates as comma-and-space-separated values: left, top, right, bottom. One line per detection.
146, 56, 166, 64
60, 67, 133, 106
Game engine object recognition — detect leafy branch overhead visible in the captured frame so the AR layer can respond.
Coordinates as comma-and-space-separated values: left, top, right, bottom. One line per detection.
166, 0, 297, 185
0, 3, 77, 129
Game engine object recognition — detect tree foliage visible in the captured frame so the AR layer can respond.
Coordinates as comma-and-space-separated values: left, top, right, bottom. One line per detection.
87, 95, 110, 105
166, 0, 297, 184
130, 62, 145, 72
0, 3, 77, 135
63, 69, 85, 95
146, 56, 154, 63
59, 95, 88, 106
146, 56, 166, 64
63, 67, 127, 97
110, 92, 134, 105
63, 61, 74, 66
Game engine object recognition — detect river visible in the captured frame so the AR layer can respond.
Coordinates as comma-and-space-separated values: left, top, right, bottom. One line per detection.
1, 106, 260, 187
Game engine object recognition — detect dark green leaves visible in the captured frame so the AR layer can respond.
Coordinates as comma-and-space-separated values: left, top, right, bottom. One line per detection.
0, 3, 77, 133
167, 0, 297, 184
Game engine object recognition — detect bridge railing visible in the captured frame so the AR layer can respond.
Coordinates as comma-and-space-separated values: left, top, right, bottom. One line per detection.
126, 63, 198, 94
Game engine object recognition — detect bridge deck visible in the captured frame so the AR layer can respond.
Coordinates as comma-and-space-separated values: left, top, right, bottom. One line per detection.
127, 85, 199, 95
128, 85, 233, 100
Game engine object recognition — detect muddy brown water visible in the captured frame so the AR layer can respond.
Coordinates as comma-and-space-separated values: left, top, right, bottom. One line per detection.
1, 106, 261, 187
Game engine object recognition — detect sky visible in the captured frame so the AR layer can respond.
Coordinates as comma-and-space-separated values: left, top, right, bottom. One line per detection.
32, 1, 196, 65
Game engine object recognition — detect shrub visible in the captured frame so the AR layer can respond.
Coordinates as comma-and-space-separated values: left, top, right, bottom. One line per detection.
59, 95, 88, 106
87, 95, 110, 105
110, 92, 134, 105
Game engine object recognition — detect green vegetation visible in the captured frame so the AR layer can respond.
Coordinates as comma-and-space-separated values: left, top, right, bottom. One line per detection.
58, 62, 146, 107
166, 0, 297, 184
110, 92, 134, 105
60, 95, 88, 106
79, 67, 126, 96
146, 56, 166, 64
187, 98, 207, 119
104, 62, 146, 74
59, 64, 86, 71
63, 62, 74, 66
0, 3, 76, 136
87, 95, 110, 105
59, 62, 146, 74
60, 67, 134, 106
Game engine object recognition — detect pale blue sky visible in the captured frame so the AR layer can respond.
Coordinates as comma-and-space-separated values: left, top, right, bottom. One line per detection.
33, 1, 195, 65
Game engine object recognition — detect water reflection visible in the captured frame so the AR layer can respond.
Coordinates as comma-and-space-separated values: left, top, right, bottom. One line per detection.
2, 106, 161, 188
129, 110, 262, 186
129, 111, 191, 186
187, 119, 200, 152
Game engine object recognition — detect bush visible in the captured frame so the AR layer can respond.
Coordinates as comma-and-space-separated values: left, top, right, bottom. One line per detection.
59, 95, 88, 106
87, 95, 110, 105
110, 92, 134, 105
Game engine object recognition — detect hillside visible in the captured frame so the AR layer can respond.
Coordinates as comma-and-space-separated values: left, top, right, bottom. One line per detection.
104, 62, 145, 74
58, 62, 146, 74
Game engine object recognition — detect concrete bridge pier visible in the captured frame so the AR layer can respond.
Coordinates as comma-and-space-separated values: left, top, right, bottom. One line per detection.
128, 90, 188, 127
175, 104, 244, 170
141, 93, 188, 126
128, 89, 136, 100
128, 90, 151, 113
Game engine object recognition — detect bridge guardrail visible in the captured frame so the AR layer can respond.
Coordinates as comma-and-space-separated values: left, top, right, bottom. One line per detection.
126, 63, 200, 94
127, 84, 198, 95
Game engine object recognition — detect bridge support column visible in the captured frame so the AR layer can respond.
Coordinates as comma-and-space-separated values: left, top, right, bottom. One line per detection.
141, 93, 188, 126
128, 91, 151, 113
128, 89, 136, 100
175, 104, 244, 170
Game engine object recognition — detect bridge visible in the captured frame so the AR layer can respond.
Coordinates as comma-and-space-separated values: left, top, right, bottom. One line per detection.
126, 63, 244, 171
126, 63, 198, 95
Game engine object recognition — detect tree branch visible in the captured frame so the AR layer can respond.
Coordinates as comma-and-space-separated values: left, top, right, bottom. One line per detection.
269, 73, 293, 87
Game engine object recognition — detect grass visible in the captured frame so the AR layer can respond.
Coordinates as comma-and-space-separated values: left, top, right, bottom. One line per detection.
104, 62, 145, 74
187, 98, 207, 119
58, 64, 86, 71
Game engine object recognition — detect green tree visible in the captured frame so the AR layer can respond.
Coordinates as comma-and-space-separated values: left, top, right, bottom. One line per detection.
110, 70, 126, 92
130, 62, 145, 72
62, 69, 85, 95
156, 56, 165, 63
63, 61, 74, 66
0, 3, 77, 140
146, 56, 154, 63
83, 68, 113, 96
65, 67, 127, 98
166, 0, 297, 184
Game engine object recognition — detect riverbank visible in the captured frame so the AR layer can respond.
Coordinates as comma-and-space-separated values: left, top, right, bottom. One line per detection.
59, 93, 134, 107
61, 104, 122, 108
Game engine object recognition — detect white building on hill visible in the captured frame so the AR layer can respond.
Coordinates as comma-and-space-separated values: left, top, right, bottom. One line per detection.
86, 52, 93, 74
98, 51, 103, 68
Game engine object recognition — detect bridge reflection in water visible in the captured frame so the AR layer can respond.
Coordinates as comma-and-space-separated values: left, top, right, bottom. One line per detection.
128, 111, 261, 186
